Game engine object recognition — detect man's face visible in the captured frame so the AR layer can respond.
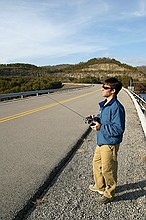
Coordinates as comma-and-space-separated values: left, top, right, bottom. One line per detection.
101, 83, 115, 98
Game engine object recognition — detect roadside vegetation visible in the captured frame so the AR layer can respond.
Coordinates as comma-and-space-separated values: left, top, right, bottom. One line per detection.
0, 58, 146, 94
0, 76, 62, 94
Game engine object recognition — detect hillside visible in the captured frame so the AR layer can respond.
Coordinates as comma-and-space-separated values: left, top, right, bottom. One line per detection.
53, 58, 145, 82
0, 58, 146, 94
0, 58, 145, 81
137, 66, 146, 75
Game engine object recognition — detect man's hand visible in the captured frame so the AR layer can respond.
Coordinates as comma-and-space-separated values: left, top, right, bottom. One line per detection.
90, 122, 101, 131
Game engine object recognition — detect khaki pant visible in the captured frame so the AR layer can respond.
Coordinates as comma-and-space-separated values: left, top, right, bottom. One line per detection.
93, 144, 119, 199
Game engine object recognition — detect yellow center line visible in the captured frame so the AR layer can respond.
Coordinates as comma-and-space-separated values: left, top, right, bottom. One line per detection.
0, 89, 100, 123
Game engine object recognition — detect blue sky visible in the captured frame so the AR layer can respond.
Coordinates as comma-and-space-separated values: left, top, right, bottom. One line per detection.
0, 0, 146, 67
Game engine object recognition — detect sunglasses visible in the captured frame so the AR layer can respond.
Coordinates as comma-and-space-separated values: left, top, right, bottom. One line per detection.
102, 85, 112, 90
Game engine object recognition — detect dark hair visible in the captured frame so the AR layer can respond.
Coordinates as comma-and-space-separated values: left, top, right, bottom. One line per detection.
104, 77, 122, 95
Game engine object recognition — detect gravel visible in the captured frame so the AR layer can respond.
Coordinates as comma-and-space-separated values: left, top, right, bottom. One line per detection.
27, 91, 146, 220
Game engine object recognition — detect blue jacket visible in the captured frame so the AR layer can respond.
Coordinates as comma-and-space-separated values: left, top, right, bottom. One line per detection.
96, 96, 125, 146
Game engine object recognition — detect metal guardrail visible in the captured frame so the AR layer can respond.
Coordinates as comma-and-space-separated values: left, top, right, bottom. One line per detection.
0, 85, 91, 100
130, 91, 146, 114
124, 88, 146, 138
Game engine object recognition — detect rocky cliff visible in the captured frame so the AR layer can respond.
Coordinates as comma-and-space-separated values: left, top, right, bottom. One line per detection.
59, 60, 145, 81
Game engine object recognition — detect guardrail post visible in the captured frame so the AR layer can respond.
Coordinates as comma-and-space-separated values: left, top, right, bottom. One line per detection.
0, 85, 91, 100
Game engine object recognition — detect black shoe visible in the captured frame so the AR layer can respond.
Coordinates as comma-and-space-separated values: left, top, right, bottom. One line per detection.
97, 195, 114, 204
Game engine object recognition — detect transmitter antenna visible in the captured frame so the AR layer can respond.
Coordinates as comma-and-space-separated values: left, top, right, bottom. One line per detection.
47, 94, 85, 120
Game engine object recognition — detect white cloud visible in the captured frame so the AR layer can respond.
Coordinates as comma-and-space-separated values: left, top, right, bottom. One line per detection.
0, 0, 145, 66
120, 0, 146, 17
133, 0, 146, 16
0, 0, 110, 64
122, 57, 146, 66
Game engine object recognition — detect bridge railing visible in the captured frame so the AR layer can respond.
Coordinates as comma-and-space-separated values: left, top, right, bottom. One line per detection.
124, 88, 146, 137
130, 91, 146, 114
0, 85, 92, 100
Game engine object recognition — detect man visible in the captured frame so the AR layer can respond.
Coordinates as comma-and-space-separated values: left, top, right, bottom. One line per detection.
89, 77, 125, 204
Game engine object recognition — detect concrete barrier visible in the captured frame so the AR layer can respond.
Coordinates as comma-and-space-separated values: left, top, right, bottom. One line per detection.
123, 88, 146, 138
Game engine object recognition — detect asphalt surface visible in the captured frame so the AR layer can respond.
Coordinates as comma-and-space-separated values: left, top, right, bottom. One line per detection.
1, 87, 145, 220
0, 85, 103, 220
26, 89, 146, 220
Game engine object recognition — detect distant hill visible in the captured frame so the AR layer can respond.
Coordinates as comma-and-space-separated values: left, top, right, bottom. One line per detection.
137, 66, 146, 75
55, 58, 146, 82
0, 58, 146, 94
0, 58, 146, 82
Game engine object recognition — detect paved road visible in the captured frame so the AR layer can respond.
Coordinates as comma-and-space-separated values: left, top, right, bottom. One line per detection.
0, 85, 103, 220
27, 89, 146, 220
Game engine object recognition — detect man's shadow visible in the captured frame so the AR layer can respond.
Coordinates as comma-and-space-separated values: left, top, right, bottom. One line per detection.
114, 180, 146, 202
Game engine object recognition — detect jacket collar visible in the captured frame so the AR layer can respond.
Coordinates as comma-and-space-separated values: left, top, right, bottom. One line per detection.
99, 96, 117, 108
